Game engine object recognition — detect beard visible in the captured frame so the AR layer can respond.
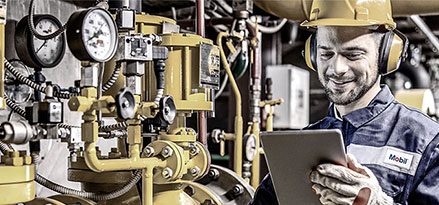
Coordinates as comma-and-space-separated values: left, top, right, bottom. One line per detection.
320, 71, 379, 106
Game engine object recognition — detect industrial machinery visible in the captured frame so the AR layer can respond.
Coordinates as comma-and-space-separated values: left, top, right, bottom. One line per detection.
1, 0, 439, 204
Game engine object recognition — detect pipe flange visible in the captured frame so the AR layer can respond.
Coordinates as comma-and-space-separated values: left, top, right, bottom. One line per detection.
144, 140, 184, 183
182, 141, 209, 181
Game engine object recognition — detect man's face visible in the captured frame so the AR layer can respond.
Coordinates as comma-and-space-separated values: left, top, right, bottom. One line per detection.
316, 26, 381, 105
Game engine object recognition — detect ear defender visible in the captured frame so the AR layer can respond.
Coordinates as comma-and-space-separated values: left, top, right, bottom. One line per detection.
304, 30, 408, 74
378, 30, 409, 75
304, 33, 317, 71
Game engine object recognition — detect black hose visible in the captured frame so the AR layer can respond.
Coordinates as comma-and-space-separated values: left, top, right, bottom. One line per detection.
99, 122, 128, 132
4, 58, 75, 99
102, 62, 122, 92
28, 0, 67, 40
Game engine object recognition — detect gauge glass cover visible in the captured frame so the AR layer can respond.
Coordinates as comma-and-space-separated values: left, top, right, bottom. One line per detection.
245, 134, 257, 161
82, 9, 117, 62
32, 18, 64, 66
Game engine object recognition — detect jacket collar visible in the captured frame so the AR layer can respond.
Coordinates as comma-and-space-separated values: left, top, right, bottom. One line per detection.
329, 85, 394, 128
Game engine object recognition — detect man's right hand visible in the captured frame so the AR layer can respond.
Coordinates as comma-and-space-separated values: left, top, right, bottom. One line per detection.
310, 154, 393, 205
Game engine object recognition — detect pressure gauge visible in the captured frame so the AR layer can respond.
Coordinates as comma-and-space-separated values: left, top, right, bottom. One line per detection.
15, 15, 66, 68
67, 8, 118, 62
243, 134, 257, 161
4, 60, 33, 104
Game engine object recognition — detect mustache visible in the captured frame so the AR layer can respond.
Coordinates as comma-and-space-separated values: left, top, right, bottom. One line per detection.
325, 74, 356, 82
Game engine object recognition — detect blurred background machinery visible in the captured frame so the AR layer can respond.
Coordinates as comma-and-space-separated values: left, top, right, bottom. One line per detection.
0, 0, 439, 204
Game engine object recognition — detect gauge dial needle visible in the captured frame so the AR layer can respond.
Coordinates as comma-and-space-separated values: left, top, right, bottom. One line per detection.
87, 24, 105, 42
36, 40, 47, 54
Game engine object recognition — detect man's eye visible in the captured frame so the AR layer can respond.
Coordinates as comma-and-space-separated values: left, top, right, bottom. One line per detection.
320, 52, 334, 58
345, 53, 362, 59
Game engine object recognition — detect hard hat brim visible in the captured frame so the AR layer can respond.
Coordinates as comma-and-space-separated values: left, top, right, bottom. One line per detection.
300, 18, 396, 30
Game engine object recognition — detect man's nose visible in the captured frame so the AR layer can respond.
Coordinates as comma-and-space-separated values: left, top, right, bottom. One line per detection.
332, 55, 349, 75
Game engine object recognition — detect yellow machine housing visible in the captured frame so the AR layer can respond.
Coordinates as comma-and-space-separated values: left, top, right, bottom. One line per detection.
145, 33, 218, 112
0, 151, 35, 204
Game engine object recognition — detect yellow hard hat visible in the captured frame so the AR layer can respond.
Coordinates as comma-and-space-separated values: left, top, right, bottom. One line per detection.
300, 0, 396, 30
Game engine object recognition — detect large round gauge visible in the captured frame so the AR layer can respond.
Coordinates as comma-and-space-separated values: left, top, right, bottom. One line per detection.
243, 134, 257, 161
15, 15, 66, 68
4, 60, 33, 104
67, 8, 118, 62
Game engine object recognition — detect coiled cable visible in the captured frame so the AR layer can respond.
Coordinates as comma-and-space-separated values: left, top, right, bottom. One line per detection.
102, 62, 122, 93
99, 122, 128, 132
5, 58, 75, 99
5, 96, 26, 117
28, 0, 67, 40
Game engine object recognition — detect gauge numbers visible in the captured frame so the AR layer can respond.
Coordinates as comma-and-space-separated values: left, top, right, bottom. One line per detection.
82, 9, 117, 62
32, 18, 64, 66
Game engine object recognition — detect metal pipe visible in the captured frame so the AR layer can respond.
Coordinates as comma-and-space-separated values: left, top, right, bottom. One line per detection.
253, 0, 439, 21
409, 15, 439, 53
250, 32, 262, 188
196, 0, 208, 148
84, 142, 164, 172
196, 0, 205, 37
142, 168, 154, 205
217, 32, 243, 176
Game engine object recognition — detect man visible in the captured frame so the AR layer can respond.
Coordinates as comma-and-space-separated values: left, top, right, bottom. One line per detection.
252, 0, 439, 204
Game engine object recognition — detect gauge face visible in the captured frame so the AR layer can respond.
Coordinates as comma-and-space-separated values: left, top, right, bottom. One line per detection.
32, 18, 64, 66
244, 134, 257, 161
82, 9, 118, 62
15, 14, 66, 68
4, 60, 32, 104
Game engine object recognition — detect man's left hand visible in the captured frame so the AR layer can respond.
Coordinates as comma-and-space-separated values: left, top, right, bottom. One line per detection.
310, 154, 393, 205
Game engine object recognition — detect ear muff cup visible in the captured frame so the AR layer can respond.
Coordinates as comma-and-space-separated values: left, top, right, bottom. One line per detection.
304, 30, 408, 75
378, 30, 409, 75
304, 34, 317, 71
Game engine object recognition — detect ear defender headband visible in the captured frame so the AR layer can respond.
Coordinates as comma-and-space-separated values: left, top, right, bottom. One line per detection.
304, 29, 409, 75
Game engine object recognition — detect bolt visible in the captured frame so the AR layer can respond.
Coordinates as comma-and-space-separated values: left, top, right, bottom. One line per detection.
131, 51, 136, 56
190, 166, 200, 177
208, 169, 220, 180
144, 146, 155, 157
162, 167, 173, 179
189, 144, 200, 157
232, 185, 244, 196
70, 152, 77, 163
161, 146, 173, 158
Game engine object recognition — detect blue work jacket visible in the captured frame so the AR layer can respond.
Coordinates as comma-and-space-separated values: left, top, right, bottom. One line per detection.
252, 86, 439, 204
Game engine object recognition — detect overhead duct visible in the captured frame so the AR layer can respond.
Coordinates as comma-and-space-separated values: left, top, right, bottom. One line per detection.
254, 0, 439, 21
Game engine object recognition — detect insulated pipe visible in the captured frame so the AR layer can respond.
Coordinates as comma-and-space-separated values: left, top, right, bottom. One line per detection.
253, 0, 439, 21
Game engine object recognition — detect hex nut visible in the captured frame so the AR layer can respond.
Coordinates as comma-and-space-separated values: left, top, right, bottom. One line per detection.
162, 167, 173, 179
143, 146, 155, 158
190, 166, 200, 177
189, 144, 200, 157
161, 146, 173, 158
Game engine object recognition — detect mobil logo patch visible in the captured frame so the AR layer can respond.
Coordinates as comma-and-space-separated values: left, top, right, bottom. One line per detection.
383, 148, 414, 170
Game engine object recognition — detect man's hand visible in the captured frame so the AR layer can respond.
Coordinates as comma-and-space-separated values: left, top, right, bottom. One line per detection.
310, 154, 393, 205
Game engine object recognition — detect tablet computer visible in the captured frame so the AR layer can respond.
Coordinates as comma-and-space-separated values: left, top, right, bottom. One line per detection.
260, 129, 347, 205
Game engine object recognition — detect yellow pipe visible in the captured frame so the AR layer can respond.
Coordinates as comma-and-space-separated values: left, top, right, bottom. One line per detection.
266, 106, 274, 132
84, 142, 164, 172
250, 122, 260, 188
184, 47, 191, 100
142, 167, 154, 205
217, 32, 243, 176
